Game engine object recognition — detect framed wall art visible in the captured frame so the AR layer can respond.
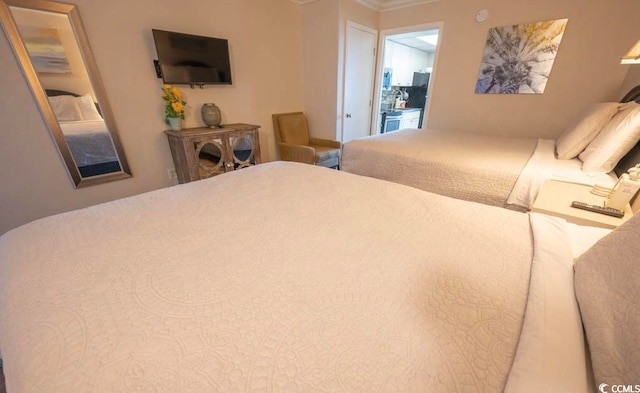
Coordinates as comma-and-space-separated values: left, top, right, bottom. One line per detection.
475, 18, 568, 94
20, 25, 71, 74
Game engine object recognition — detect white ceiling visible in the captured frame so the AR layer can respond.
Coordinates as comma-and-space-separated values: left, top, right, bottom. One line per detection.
388, 29, 439, 52
289, 0, 440, 12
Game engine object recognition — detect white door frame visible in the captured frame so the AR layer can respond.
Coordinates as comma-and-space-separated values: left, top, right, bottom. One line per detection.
341, 20, 378, 142
370, 21, 444, 136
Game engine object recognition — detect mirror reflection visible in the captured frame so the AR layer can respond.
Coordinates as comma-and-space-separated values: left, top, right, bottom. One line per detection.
232, 135, 254, 166
196, 141, 224, 177
0, 0, 131, 187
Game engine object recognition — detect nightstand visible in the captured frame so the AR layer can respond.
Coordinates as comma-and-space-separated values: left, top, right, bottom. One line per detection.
531, 180, 634, 229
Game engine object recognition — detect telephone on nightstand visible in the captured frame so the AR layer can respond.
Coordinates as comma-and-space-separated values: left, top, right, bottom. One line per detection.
604, 164, 640, 210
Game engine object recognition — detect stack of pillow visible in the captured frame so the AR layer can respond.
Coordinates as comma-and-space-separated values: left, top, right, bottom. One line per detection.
555, 100, 640, 175
48, 94, 103, 122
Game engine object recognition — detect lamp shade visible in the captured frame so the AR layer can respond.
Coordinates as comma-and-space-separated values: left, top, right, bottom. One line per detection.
621, 39, 640, 64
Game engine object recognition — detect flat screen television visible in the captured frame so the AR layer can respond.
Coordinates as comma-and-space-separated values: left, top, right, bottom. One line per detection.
152, 29, 232, 86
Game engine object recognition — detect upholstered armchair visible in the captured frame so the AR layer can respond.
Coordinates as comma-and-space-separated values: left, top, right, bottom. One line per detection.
272, 112, 342, 168
272, 112, 342, 169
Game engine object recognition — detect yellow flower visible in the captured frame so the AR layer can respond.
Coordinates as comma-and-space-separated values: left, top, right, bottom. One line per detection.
171, 101, 184, 113
161, 84, 186, 121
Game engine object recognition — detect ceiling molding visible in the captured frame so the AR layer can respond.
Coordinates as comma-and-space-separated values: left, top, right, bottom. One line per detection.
352, 0, 440, 11
289, 0, 440, 11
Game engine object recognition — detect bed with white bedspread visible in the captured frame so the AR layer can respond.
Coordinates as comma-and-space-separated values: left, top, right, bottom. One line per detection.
342, 93, 640, 211
60, 119, 118, 167
341, 128, 619, 210
0, 162, 637, 392
44, 89, 121, 178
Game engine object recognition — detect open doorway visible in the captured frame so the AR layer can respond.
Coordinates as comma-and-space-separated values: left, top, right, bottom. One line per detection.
372, 24, 442, 135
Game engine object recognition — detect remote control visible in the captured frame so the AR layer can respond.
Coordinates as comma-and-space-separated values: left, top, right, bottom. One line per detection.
570, 201, 624, 218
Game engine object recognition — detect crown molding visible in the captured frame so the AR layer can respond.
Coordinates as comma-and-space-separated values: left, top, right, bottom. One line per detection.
357, 0, 440, 11
289, 0, 440, 11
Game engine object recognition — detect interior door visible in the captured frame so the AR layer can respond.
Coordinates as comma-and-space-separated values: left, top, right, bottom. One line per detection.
342, 22, 377, 143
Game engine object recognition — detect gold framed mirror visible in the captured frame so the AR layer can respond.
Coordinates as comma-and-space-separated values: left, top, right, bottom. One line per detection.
0, 0, 131, 187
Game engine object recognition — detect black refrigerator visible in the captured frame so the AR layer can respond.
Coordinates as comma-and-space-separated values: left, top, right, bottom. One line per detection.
404, 72, 430, 128
412, 72, 430, 88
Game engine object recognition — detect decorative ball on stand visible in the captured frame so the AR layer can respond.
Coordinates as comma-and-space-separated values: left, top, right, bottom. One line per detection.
201, 103, 222, 128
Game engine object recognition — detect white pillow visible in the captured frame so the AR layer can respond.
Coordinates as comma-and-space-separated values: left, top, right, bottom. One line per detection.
76, 94, 102, 120
555, 102, 621, 159
48, 95, 83, 122
575, 214, 640, 386
579, 102, 640, 175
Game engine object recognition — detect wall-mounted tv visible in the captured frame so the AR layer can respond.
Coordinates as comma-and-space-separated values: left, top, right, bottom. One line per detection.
152, 29, 232, 86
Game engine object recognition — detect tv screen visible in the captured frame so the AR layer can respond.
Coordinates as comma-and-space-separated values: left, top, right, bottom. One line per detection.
152, 29, 232, 85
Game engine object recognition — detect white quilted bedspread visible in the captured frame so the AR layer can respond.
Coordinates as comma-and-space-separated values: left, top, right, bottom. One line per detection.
0, 162, 536, 393
341, 128, 538, 208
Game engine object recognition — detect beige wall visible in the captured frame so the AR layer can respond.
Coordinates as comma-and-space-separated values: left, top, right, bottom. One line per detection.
2, 0, 639, 235
619, 65, 640, 98
379, 0, 640, 138
302, 0, 377, 141
301, 0, 339, 142
0, 0, 305, 234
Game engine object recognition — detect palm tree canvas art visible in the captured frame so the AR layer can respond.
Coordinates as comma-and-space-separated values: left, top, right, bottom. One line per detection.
475, 19, 568, 94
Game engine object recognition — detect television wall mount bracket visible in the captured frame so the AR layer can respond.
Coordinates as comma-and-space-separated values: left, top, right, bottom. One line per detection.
153, 60, 162, 78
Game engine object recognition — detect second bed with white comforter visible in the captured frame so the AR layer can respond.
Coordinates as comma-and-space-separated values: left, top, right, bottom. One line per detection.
341, 128, 617, 210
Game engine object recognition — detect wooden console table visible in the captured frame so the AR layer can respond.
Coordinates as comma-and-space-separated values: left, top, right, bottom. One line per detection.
166, 123, 261, 184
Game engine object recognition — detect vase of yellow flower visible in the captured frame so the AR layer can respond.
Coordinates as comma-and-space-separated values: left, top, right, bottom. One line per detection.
167, 117, 182, 131
161, 84, 186, 130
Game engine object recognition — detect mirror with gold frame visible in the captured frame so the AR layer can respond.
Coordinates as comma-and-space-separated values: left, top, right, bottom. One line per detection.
0, 0, 131, 187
